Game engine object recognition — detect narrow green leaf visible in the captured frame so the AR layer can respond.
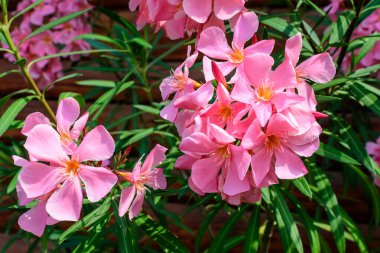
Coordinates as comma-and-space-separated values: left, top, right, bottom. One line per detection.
313, 77, 350, 92
350, 64, 380, 77
340, 208, 369, 253
76, 80, 116, 88
19, 8, 91, 45
348, 81, 380, 116
244, 204, 261, 253
59, 197, 111, 244
359, 0, 380, 23
259, 15, 299, 36
0, 96, 34, 137
329, 11, 355, 45
112, 200, 136, 253
134, 214, 189, 253
129, 38, 152, 48
311, 167, 345, 253
331, 115, 380, 177
315, 143, 361, 165
283, 191, 320, 253
195, 202, 225, 253
208, 205, 249, 253
74, 33, 123, 48
0, 89, 33, 109
133, 105, 160, 115
6, 170, 20, 194
271, 186, 304, 253
0, 69, 20, 79
292, 177, 313, 198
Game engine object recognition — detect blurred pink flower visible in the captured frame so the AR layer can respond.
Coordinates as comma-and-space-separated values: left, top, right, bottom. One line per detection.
366, 137, 380, 187
118, 144, 167, 219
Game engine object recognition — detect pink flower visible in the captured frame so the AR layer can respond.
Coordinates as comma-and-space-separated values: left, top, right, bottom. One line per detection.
13, 156, 59, 237
118, 144, 167, 219
366, 137, 380, 187
231, 53, 302, 126
18, 124, 117, 222
179, 123, 251, 195
242, 115, 321, 187
197, 12, 275, 81
183, 0, 245, 23
22, 97, 88, 154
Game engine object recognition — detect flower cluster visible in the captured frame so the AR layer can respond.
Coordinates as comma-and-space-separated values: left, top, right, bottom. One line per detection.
366, 137, 380, 187
325, 0, 380, 78
159, 12, 336, 205
14, 98, 167, 236
128, 0, 247, 40
5, 0, 92, 88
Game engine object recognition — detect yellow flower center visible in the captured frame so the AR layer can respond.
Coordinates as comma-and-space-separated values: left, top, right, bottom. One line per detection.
228, 48, 244, 64
60, 132, 71, 145
219, 104, 233, 121
265, 135, 281, 151
214, 146, 230, 160
256, 85, 273, 101
65, 159, 80, 176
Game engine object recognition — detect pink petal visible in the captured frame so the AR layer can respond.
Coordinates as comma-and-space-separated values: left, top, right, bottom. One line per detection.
296, 53, 336, 83
223, 159, 250, 195
160, 100, 178, 122
56, 97, 80, 135
366, 142, 378, 155
253, 102, 272, 127
24, 125, 69, 165
12, 155, 29, 167
175, 154, 198, 169
214, 0, 244, 20
191, 157, 220, 191
209, 124, 236, 145
71, 112, 89, 140
75, 125, 115, 162
197, 27, 233, 60
79, 165, 117, 202
46, 176, 83, 221
251, 148, 272, 186
18, 162, 64, 199
203, 57, 235, 81
243, 53, 274, 87
179, 132, 218, 156
241, 119, 266, 151
16, 183, 33, 206
18, 200, 48, 237
285, 33, 302, 66
271, 92, 304, 112
230, 79, 254, 104
244, 39, 275, 56
230, 145, 251, 180
232, 12, 258, 49
286, 138, 320, 157
266, 113, 298, 136
274, 148, 308, 179
141, 144, 167, 172
183, 0, 212, 23
147, 168, 167, 190
270, 59, 297, 90
174, 82, 214, 110
21, 112, 50, 136
119, 186, 136, 217
129, 193, 144, 220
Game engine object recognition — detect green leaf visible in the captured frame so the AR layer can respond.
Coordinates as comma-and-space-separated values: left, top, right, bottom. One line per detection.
6, 170, 20, 194
133, 105, 160, 115
328, 11, 355, 45
58, 92, 85, 109
311, 167, 345, 253
19, 8, 91, 45
359, 0, 380, 23
95, 7, 138, 35
292, 177, 313, 198
0, 89, 33, 109
259, 15, 299, 36
58, 197, 111, 244
271, 186, 304, 253
315, 143, 361, 165
347, 81, 380, 116
350, 64, 380, 77
120, 128, 155, 147
195, 202, 225, 253
74, 33, 123, 48
208, 205, 249, 253
0, 96, 34, 137
313, 77, 350, 92
244, 204, 260, 253
76, 80, 116, 88
283, 191, 320, 253
340, 208, 369, 253
331, 115, 380, 177
353, 34, 380, 67
112, 200, 136, 253
134, 214, 189, 253
315, 95, 342, 103
0, 69, 20, 79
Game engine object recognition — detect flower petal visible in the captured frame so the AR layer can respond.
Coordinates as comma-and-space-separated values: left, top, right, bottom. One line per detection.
214, 0, 244, 20
183, 0, 212, 23
24, 124, 69, 164
141, 144, 167, 172
251, 148, 272, 186
297, 53, 336, 83
285, 33, 302, 66
46, 176, 83, 221
191, 157, 220, 191
274, 148, 308, 179
243, 53, 274, 87
75, 125, 115, 162
232, 12, 258, 49
21, 112, 51, 136
129, 193, 144, 220
18, 162, 64, 199
197, 27, 233, 60
56, 97, 80, 135
18, 200, 48, 237
79, 165, 117, 202
119, 186, 136, 217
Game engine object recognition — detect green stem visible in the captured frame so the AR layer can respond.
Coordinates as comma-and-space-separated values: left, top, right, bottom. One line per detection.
0, 5, 56, 123
261, 206, 275, 253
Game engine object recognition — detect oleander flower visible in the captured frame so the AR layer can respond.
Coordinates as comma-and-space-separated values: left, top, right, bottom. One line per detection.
118, 144, 167, 219
18, 124, 117, 221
